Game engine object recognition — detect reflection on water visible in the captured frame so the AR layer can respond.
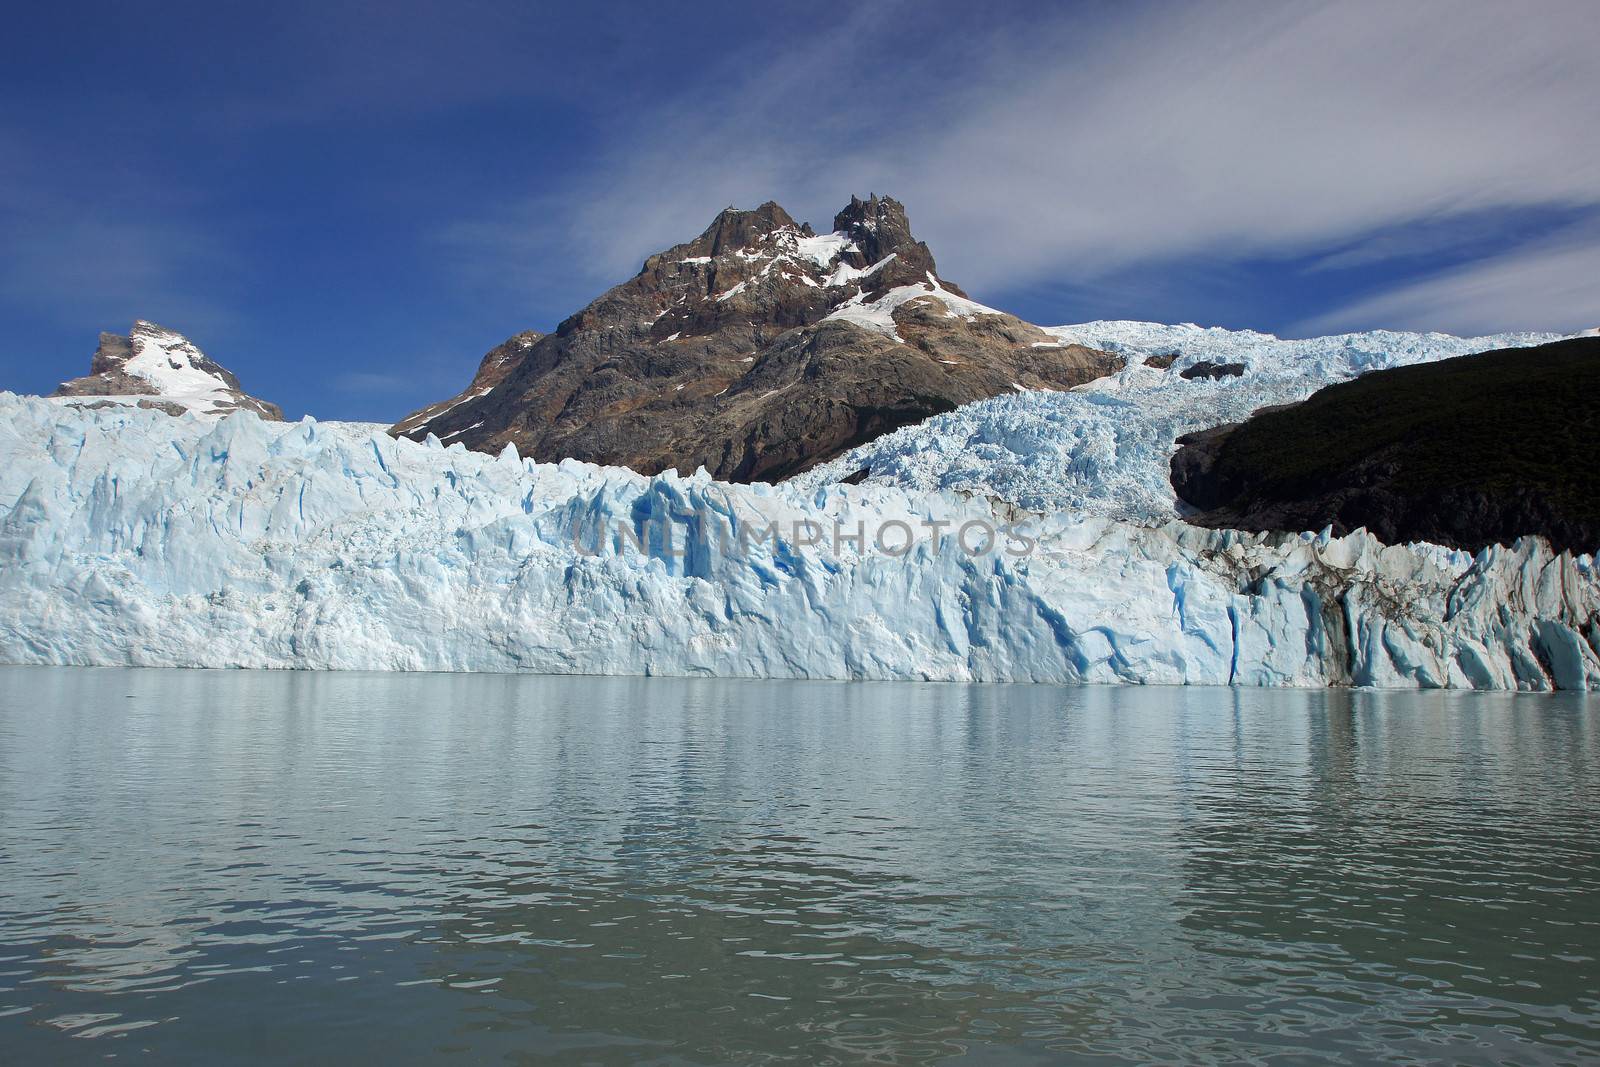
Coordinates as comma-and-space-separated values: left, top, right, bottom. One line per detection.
0, 667, 1596, 1064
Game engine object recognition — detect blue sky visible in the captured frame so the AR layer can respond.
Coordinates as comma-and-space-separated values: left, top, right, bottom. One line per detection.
2, 0, 1596, 421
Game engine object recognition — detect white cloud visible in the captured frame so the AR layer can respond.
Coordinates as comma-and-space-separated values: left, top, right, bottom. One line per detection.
1297, 224, 1600, 336
891, 1, 1600, 288
450, 0, 1600, 330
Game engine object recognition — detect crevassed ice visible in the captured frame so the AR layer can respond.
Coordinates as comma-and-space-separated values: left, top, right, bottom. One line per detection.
793, 321, 1567, 520
0, 390, 1594, 688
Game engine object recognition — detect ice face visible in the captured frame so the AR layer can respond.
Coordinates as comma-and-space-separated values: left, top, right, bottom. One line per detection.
1, 388, 1594, 688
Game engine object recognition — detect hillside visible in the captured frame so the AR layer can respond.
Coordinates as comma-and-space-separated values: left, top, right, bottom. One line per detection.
1170, 337, 1600, 553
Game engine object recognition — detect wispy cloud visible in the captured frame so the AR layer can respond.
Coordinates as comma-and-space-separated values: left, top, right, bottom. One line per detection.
435, 2, 990, 305
445, 0, 1600, 331
1297, 222, 1600, 336
885, 2, 1600, 289
330, 371, 418, 394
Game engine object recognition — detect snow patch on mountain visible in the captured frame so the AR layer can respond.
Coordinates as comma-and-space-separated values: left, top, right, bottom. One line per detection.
790, 230, 857, 268
823, 253, 896, 288
822, 275, 1005, 339
689, 217, 917, 296
117, 329, 224, 404
793, 322, 1567, 521
718, 224, 863, 279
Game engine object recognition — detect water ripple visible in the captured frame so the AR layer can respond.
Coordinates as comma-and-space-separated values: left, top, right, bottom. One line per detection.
0, 668, 1596, 1064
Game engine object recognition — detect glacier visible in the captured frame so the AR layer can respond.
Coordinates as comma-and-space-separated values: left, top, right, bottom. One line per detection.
1, 386, 1595, 689
794, 321, 1567, 521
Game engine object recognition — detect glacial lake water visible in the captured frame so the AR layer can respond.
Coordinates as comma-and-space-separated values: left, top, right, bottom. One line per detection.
0, 667, 1596, 1065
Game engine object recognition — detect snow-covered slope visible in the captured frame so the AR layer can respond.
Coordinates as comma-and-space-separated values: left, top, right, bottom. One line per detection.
793, 322, 1566, 520
1, 393, 1594, 689
51, 320, 283, 421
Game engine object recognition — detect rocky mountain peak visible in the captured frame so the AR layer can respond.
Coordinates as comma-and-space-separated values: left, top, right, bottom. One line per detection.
52, 320, 283, 420
394, 195, 1121, 480
830, 193, 947, 296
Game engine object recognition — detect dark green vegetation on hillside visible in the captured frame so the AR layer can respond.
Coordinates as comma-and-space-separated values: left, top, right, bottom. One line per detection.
1171, 337, 1600, 554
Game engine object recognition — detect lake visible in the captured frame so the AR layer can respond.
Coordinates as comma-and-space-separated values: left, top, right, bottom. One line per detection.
0, 666, 1596, 1064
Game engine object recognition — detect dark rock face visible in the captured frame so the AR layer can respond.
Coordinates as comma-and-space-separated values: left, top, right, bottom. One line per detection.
53, 321, 283, 420
1180, 360, 1245, 380
393, 195, 1121, 480
1171, 338, 1600, 554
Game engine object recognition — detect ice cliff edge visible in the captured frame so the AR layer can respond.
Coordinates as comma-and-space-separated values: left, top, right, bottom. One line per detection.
1, 393, 1594, 689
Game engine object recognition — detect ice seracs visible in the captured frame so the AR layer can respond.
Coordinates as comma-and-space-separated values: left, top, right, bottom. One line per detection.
7, 300, 1595, 690
0, 391, 1594, 689
51, 320, 283, 421
794, 321, 1568, 520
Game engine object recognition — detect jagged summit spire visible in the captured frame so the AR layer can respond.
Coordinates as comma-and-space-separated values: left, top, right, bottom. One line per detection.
833, 192, 903, 231
832, 193, 948, 293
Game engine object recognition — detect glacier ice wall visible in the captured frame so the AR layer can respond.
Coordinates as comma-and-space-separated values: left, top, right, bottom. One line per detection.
794, 321, 1567, 521
1, 394, 1595, 689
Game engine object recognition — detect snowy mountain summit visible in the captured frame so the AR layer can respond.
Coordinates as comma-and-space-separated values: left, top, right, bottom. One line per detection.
393, 195, 1120, 480
52, 320, 283, 421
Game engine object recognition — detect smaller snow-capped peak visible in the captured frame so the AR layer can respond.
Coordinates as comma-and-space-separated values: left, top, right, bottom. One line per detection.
51, 320, 283, 421
121, 322, 227, 398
